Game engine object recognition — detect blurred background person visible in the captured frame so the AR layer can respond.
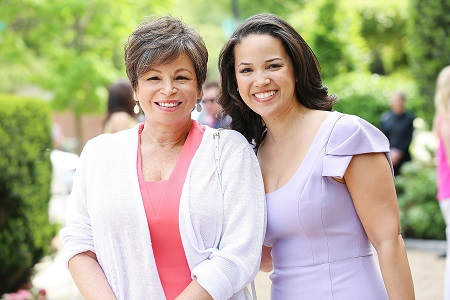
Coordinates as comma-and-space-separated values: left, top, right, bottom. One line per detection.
103, 79, 138, 133
196, 80, 230, 128
434, 65, 450, 300
380, 91, 415, 176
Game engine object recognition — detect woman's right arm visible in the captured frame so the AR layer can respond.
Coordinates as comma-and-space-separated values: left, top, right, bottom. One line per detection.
61, 140, 116, 299
68, 251, 117, 300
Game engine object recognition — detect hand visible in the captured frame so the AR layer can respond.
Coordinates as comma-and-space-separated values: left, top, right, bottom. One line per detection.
390, 148, 403, 166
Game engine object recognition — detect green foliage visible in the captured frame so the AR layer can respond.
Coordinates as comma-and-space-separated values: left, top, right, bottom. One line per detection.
308, 0, 370, 79
407, 0, 450, 125
0, 0, 170, 115
395, 161, 445, 240
238, 0, 303, 18
359, 5, 409, 75
1, 0, 169, 152
329, 72, 421, 125
0, 95, 57, 294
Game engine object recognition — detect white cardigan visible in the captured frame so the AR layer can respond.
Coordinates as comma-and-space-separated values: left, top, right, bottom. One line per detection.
60, 124, 266, 300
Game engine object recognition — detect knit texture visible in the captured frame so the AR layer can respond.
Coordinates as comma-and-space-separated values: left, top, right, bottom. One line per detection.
60, 124, 266, 299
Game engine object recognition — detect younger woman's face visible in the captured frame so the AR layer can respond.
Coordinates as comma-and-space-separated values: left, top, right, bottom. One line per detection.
234, 34, 298, 119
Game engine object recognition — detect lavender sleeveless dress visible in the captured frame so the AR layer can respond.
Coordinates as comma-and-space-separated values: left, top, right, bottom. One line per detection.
264, 111, 390, 299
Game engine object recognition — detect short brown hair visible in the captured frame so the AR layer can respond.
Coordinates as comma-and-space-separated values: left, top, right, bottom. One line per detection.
124, 16, 208, 92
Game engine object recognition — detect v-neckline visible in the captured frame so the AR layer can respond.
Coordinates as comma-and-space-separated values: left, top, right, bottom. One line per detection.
137, 123, 194, 217
266, 111, 338, 196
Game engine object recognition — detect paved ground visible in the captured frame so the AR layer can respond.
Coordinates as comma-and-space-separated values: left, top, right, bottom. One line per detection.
32, 196, 447, 299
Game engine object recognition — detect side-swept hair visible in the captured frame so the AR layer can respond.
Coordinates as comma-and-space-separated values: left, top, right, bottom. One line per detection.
218, 13, 337, 146
125, 15, 208, 92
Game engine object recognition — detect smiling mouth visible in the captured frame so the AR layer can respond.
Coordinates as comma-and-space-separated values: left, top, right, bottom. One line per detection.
254, 91, 277, 99
156, 102, 181, 108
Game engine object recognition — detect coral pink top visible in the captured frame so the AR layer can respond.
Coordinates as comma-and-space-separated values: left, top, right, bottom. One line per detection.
137, 121, 205, 299
437, 117, 450, 201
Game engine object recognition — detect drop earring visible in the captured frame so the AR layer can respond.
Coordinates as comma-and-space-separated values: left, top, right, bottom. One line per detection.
133, 101, 140, 114
196, 102, 202, 112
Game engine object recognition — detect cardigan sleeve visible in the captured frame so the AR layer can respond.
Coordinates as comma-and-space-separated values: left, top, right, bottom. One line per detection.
190, 130, 267, 300
59, 139, 96, 266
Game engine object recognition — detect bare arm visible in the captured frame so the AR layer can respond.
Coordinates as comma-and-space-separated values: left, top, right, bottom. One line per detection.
68, 251, 117, 300
175, 278, 213, 300
440, 116, 450, 168
345, 153, 415, 300
260, 246, 273, 272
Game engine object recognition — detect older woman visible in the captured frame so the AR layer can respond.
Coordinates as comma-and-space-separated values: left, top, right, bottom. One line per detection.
60, 16, 266, 300
218, 13, 414, 300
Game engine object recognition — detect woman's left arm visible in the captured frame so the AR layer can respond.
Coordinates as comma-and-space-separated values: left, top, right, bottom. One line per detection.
344, 152, 415, 300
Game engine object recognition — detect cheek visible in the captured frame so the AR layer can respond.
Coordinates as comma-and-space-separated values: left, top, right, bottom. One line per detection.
137, 84, 153, 97
236, 75, 251, 88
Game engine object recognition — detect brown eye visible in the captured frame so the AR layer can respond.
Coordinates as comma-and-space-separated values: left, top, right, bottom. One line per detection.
240, 68, 252, 74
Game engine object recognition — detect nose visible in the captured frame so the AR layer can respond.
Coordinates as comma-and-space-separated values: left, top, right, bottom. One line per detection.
160, 80, 177, 96
254, 72, 270, 87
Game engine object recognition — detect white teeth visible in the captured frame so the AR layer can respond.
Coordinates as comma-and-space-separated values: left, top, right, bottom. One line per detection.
254, 91, 276, 99
158, 102, 180, 107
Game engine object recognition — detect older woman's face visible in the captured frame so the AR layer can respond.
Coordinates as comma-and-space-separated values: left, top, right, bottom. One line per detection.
136, 53, 201, 125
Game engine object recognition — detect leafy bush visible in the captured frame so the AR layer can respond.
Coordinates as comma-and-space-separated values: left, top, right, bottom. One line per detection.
408, 0, 450, 125
0, 95, 56, 294
395, 160, 445, 240
329, 72, 422, 125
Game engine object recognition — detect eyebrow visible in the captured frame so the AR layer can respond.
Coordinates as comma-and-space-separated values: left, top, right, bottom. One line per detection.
237, 57, 283, 67
146, 68, 193, 73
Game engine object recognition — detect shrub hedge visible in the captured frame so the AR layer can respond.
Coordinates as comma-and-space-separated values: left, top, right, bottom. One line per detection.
408, 0, 450, 125
329, 72, 421, 126
0, 94, 56, 294
395, 160, 446, 240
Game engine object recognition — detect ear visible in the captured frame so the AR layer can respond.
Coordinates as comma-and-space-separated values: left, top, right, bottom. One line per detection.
197, 89, 204, 100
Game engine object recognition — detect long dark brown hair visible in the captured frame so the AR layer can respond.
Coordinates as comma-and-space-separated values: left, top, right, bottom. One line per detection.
218, 13, 337, 147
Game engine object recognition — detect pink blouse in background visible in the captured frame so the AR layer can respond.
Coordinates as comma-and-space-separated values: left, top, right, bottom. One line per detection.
437, 117, 450, 200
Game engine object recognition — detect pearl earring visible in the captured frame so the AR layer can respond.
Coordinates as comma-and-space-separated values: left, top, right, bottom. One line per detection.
196, 102, 202, 112
133, 101, 140, 114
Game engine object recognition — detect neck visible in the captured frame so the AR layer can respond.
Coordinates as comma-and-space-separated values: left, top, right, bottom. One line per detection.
142, 119, 192, 148
263, 105, 312, 143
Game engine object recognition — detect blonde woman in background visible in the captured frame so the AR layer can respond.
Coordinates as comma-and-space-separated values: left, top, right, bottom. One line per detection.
434, 65, 450, 300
